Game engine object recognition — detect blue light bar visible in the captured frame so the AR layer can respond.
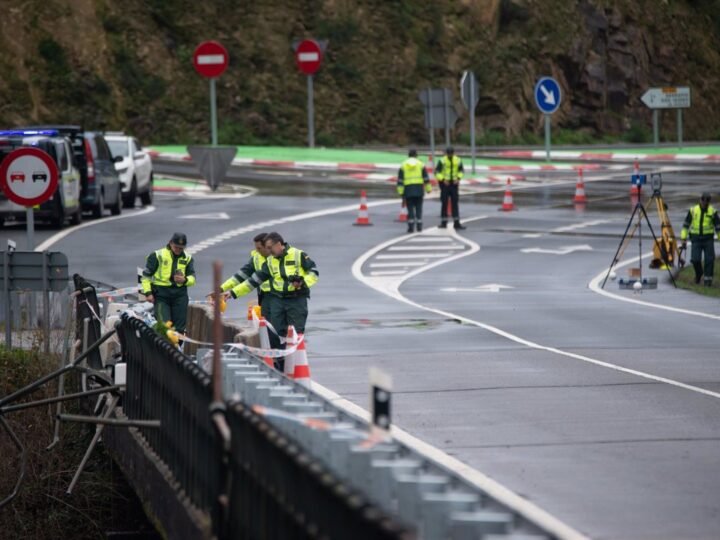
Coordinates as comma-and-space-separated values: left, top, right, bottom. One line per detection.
0, 129, 59, 137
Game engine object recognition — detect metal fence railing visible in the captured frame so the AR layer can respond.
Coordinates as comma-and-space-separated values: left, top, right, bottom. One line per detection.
117, 315, 219, 514
116, 313, 413, 539
224, 399, 413, 540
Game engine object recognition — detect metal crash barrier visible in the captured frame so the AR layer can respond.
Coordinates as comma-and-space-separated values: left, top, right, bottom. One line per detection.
116, 314, 413, 540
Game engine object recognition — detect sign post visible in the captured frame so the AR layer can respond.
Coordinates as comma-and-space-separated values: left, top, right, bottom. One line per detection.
192, 41, 229, 146
460, 70, 479, 173
294, 39, 324, 148
640, 87, 691, 148
0, 147, 59, 250
534, 77, 562, 162
418, 88, 459, 158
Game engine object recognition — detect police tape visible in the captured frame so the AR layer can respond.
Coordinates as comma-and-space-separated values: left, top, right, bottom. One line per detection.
174, 332, 303, 359
97, 286, 141, 298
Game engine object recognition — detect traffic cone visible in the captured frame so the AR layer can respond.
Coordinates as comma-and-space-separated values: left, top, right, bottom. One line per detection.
353, 190, 373, 226
395, 198, 408, 222
284, 325, 297, 377
573, 168, 587, 204
258, 317, 274, 368
500, 178, 515, 211
427, 154, 434, 179
247, 301, 257, 321
292, 333, 311, 388
630, 159, 640, 195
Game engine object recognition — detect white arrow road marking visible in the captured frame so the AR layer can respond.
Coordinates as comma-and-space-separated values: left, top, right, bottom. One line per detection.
441, 284, 514, 293
180, 212, 230, 220
553, 220, 611, 233
521, 244, 593, 255
540, 84, 556, 105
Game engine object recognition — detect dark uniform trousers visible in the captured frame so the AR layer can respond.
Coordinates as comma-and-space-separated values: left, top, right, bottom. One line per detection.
266, 294, 309, 371
440, 182, 460, 220
154, 286, 189, 334
690, 235, 716, 283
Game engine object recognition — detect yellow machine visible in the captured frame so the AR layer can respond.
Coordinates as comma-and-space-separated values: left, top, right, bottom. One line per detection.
649, 191, 684, 269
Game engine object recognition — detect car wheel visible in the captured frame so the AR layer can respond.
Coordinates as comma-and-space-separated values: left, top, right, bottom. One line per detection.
69, 204, 83, 226
92, 191, 105, 219
140, 175, 153, 206
110, 186, 122, 216
123, 177, 137, 208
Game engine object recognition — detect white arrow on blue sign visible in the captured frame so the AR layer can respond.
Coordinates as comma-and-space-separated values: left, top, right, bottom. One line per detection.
534, 76, 562, 114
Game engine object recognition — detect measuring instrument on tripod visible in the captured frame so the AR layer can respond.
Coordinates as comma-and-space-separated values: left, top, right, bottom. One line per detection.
601, 171, 680, 290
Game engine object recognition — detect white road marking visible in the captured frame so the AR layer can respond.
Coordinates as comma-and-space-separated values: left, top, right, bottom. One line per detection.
521, 244, 593, 255
388, 245, 465, 251
441, 284, 513, 293
34, 206, 156, 252
375, 252, 453, 259
180, 212, 230, 220
553, 219, 612, 233
369, 261, 428, 268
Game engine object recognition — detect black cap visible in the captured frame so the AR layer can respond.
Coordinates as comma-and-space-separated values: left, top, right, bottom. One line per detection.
408, 148, 418, 157
446, 147, 454, 154
170, 232, 187, 246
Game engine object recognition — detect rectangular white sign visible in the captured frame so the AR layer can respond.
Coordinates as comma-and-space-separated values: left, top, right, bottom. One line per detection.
197, 54, 225, 65
641, 87, 691, 109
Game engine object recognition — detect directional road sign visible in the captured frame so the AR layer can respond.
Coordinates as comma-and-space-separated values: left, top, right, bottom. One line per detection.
640, 87, 691, 109
187, 145, 237, 191
534, 76, 562, 114
295, 39, 323, 75
0, 147, 58, 206
460, 70, 479, 109
192, 41, 229, 78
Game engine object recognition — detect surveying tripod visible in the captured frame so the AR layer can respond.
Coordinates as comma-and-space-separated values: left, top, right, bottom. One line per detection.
601, 173, 678, 289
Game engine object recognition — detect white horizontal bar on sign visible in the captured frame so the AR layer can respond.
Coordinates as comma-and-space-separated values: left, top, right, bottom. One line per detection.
369, 261, 428, 268
298, 52, 319, 62
376, 253, 452, 259
388, 245, 464, 251
197, 54, 225, 65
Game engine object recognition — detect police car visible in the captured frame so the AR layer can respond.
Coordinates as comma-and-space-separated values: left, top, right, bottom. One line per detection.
0, 129, 83, 227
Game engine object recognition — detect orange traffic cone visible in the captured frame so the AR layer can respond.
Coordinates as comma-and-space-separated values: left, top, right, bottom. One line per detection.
353, 190, 373, 226
292, 333, 311, 388
630, 159, 640, 195
395, 198, 408, 222
284, 325, 297, 377
247, 301, 257, 321
258, 317, 274, 368
573, 168, 587, 204
500, 178, 516, 211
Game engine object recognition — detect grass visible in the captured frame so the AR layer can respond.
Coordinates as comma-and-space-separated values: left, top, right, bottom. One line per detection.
674, 257, 720, 297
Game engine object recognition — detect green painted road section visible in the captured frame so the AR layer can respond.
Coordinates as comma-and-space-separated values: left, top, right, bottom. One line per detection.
149, 145, 560, 167
154, 176, 205, 189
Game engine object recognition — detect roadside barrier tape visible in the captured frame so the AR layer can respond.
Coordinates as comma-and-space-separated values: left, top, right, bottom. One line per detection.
97, 286, 140, 298
176, 333, 304, 359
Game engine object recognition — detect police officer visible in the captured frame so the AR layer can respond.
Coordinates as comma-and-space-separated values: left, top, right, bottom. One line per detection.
434, 147, 466, 229
219, 232, 271, 316
397, 149, 432, 233
680, 192, 720, 286
225, 232, 319, 368
141, 232, 196, 333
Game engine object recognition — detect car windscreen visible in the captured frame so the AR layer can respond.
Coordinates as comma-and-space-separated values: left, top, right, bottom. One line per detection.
107, 140, 128, 158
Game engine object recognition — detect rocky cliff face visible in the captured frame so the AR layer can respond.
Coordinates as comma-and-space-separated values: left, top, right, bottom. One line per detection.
0, 0, 718, 145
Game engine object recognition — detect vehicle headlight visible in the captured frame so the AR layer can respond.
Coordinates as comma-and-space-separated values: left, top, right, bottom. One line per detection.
116, 167, 128, 174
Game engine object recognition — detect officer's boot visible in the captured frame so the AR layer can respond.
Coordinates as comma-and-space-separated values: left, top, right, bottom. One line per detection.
693, 261, 703, 284
704, 277, 713, 287
454, 220, 466, 230
439, 221, 447, 229
417, 221, 423, 232
407, 221, 415, 233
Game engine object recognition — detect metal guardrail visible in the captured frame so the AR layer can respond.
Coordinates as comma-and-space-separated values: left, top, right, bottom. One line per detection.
116, 314, 413, 539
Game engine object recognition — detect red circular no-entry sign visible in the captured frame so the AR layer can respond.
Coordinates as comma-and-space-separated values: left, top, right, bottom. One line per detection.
192, 41, 229, 78
295, 39, 323, 75
0, 147, 59, 207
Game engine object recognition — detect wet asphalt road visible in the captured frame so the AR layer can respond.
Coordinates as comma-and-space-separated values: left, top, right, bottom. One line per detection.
2, 159, 720, 540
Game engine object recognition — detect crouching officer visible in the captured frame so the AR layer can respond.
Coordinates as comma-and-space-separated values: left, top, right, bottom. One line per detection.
680, 192, 720, 286
224, 232, 318, 369
141, 232, 196, 334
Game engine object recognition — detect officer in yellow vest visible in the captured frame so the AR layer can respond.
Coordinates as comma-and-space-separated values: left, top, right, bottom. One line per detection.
680, 192, 720, 286
141, 232, 196, 333
434, 147, 466, 229
397, 149, 432, 233
225, 232, 319, 365
219, 232, 271, 316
